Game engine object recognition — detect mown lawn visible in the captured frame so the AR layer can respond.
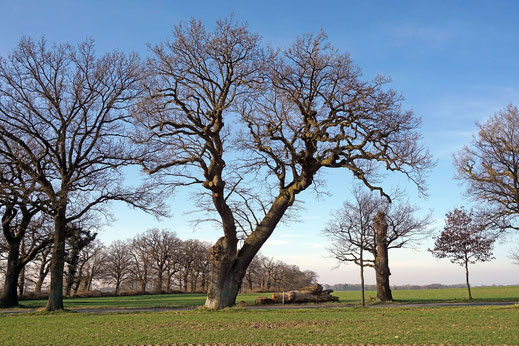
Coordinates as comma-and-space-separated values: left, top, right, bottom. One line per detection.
16, 285, 519, 309
1, 305, 518, 344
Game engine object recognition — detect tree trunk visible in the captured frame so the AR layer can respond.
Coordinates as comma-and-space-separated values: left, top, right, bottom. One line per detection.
34, 251, 51, 296
17, 266, 25, 298
204, 236, 243, 309
73, 262, 85, 294
204, 192, 293, 309
115, 280, 121, 295
360, 241, 365, 307
45, 209, 67, 311
360, 264, 365, 307
465, 261, 472, 300
374, 211, 393, 302
0, 239, 22, 308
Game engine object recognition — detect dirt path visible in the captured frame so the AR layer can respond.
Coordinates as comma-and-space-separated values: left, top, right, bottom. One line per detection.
1, 300, 517, 315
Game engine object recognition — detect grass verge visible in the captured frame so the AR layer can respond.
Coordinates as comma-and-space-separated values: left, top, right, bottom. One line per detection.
1, 305, 518, 344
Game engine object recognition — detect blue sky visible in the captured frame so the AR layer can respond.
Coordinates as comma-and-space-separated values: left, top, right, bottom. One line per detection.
1, 0, 518, 285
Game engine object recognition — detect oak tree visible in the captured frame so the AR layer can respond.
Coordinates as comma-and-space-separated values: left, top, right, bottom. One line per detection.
0, 38, 166, 310
135, 19, 432, 308
454, 104, 519, 232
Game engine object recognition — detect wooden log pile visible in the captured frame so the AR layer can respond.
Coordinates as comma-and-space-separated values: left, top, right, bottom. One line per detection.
255, 284, 339, 305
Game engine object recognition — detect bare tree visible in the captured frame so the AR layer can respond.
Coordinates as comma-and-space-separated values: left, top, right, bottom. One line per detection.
0, 38, 166, 310
79, 240, 106, 292
429, 207, 495, 300
454, 104, 519, 232
31, 243, 53, 295
134, 19, 432, 308
0, 162, 54, 307
104, 240, 132, 295
324, 187, 431, 303
128, 234, 153, 292
140, 228, 181, 292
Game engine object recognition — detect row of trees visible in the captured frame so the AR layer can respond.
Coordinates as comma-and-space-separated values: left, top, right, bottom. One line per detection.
1, 16, 436, 310
0, 228, 316, 298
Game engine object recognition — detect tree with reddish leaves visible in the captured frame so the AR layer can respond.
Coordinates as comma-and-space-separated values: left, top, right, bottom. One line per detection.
429, 207, 495, 300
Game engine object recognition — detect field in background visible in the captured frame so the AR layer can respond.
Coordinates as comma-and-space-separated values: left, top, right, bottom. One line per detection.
1, 305, 518, 344
15, 285, 519, 309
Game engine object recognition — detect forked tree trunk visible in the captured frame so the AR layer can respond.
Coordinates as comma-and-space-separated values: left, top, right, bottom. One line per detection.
0, 239, 22, 308
465, 261, 472, 300
373, 211, 393, 302
45, 209, 67, 311
204, 193, 292, 309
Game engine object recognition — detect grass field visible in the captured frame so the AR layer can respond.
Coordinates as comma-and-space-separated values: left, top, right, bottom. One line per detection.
1, 305, 518, 344
1, 286, 518, 344
15, 285, 519, 309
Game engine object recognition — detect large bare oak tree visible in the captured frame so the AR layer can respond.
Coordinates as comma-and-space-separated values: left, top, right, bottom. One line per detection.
135, 19, 433, 309
0, 38, 166, 310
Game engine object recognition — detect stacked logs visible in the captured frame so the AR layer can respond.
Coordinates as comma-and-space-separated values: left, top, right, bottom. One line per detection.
255, 283, 339, 305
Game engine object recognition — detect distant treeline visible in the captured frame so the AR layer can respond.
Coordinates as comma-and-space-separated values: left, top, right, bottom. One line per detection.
324, 283, 488, 291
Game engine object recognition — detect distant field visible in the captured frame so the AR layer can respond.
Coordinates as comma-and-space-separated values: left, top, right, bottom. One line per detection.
16, 285, 519, 309
1, 305, 518, 344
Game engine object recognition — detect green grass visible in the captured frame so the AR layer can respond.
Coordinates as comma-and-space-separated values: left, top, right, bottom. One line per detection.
16, 285, 519, 309
334, 285, 519, 303
1, 305, 518, 344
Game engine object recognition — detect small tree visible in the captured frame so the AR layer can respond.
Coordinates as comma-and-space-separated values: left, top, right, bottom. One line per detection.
429, 207, 495, 300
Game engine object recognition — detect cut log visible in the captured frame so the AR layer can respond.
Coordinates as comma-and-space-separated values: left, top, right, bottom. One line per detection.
268, 284, 339, 304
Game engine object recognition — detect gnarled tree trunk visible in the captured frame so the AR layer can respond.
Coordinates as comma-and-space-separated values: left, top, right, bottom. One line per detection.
373, 210, 393, 302
204, 194, 293, 309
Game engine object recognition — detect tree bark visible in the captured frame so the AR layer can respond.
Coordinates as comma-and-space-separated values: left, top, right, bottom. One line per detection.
0, 239, 22, 308
45, 209, 67, 311
374, 211, 393, 302
465, 261, 472, 300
